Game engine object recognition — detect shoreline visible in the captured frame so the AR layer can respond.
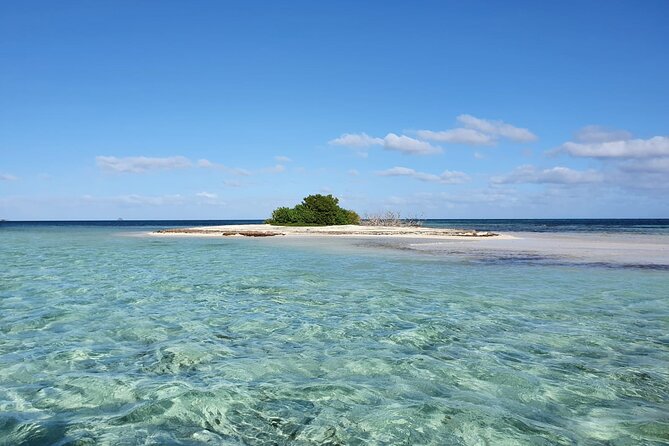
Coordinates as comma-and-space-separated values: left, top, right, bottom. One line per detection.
149, 225, 669, 267
151, 224, 504, 239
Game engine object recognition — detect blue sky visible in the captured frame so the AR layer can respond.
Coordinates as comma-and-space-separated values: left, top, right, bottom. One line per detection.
1, 0, 668, 219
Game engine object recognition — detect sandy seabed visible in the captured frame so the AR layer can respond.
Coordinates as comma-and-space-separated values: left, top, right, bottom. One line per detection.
151, 224, 669, 267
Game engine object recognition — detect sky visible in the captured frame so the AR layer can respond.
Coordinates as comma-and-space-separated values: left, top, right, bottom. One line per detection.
1, 0, 668, 220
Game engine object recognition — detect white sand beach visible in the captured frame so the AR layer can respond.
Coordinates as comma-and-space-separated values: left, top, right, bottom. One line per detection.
151, 224, 504, 239
151, 224, 669, 267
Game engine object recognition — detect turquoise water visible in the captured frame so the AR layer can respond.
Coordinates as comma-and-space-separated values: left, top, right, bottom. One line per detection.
1, 225, 668, 445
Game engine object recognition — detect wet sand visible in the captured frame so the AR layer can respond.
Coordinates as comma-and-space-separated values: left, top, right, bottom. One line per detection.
151, 225, 669, 267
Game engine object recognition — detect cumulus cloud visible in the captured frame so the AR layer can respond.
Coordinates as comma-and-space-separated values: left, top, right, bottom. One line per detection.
560, 136, 669, 159
329, 133, 383, 148
96, 156, 192, 173
382, 133, 442, 155
416, 128, 495, 146
1, 173, 18, 181
377, 166, 469, 184
574, 125, 633, 143
492, 165, 603, 184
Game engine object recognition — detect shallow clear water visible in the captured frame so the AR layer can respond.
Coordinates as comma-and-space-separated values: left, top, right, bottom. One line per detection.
1, 225, 668, 445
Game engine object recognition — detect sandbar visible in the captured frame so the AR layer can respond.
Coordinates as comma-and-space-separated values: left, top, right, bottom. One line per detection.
149, 224, 669, 267
152, 224, 503, 239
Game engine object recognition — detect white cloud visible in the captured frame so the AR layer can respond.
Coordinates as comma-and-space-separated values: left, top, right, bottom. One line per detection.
456, 114, 537, 142
492, 165, 603, 184
416, 128, 495, 145
574, 125, 633, 143
383, 133, 442, 155
329, 133, 383, 148
377, 166, 469, 184
560, 136, 669, 159
330, 132, 442, 155
274, 155, 292, 163
196, 191, 218, 199
417, 114, 536, 147
474, 152, 485, 159
96, 156, 192, 173
1, 173, 18, 181
348, 169, 360, 176
330, 115, 532, 155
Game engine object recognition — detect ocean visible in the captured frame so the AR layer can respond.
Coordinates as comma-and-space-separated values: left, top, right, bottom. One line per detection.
1, 220, 668, 445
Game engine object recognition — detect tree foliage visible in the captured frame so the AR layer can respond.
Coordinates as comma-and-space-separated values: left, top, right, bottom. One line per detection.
266, 194, 360, 226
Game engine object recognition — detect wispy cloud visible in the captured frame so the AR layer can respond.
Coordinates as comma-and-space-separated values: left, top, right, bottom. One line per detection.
80, 192, 229, 206
95, 155, 255, 176
104, 194, 187, 206
274, 155, 292, 163
196, 159, 251, 176
456, 114, 537, 142
348, 169, 360, 176
260, 164, 286, 173
559, 136, 669, 159
620, 157, 669, 173
333, 115, 536, 154
223, 180, 243, 187
199, 158, 286, 175
492, 165, 603, 184
195, 191, 218, 200
329, 133, 383, 148
418, 114, 537, 146
573, 125, 633, 143
96, 156, 192, 173
377, 166, 469, 184
0, 173, 18, 181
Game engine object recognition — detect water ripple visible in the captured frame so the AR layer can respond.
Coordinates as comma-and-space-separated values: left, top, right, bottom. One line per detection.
1, 227, 668, 445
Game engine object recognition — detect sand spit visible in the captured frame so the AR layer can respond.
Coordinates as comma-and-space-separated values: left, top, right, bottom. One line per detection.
153, 224, 499, 238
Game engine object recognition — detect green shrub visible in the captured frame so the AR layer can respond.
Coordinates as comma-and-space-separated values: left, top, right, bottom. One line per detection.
266, 194, 360, 226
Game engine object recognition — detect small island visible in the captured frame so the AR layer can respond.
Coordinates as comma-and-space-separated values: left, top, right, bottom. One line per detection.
155, 194, 498, 238
266, 194, 360, 226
